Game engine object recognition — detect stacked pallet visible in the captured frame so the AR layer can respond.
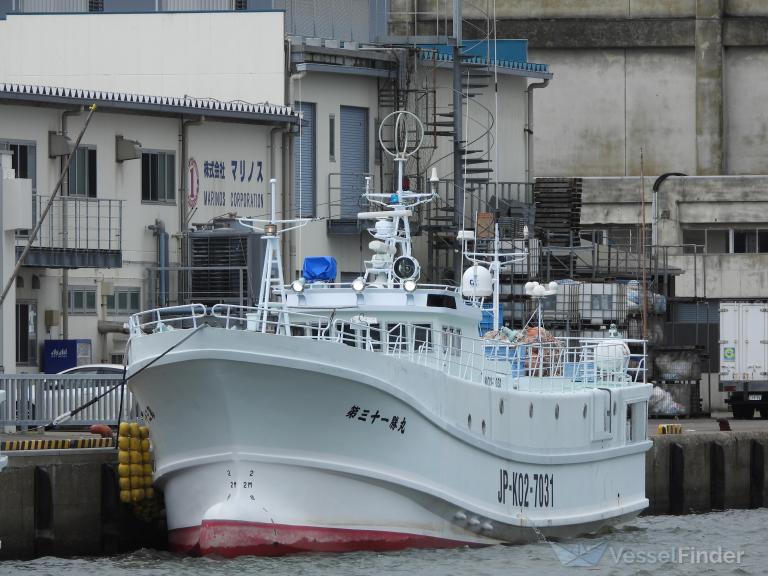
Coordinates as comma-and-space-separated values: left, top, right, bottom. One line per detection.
533, 178, 582, 246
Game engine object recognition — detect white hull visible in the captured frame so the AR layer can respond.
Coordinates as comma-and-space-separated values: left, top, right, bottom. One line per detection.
128, 327, 651, 556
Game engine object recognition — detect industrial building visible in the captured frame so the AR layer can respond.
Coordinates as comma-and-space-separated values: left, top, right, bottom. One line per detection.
4, 0, 767, 417
0, 4, 551, 371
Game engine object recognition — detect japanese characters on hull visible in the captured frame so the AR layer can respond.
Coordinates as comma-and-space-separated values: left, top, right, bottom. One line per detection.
346, 404, 407, 435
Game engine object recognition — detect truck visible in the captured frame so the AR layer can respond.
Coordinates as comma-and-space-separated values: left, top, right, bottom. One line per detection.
719, 302, 768, 419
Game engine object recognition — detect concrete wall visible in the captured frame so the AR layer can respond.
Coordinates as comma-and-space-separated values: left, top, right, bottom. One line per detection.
0, 12, 285, 105
531, 48, 696, 177
581, 175, 768, 299
457, 0, 768, 177
0, 448, 163, 559
646, 430, 768, 515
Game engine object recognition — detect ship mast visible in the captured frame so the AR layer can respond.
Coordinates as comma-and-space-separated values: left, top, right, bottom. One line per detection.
358, 111, 435, 288
460, 223, 528, 332
239, 178, 310, 332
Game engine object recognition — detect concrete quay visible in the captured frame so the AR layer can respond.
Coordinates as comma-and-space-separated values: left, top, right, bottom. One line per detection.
0, 445, 165, 560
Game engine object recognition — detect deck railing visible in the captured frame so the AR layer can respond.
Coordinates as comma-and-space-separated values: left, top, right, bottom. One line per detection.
130, 303, 647, 392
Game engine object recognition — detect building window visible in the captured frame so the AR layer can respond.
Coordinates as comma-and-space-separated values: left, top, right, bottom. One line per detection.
68, 147, 97, 197
67, 286, 97, 315
1, 140, 37, 233
681, 229, 705, 254
15, 301, 37, 366
683, 228, 768, 254
106, 287, 141, 315
0, 141, 36, 189
329, 114, 336, 162
733, 229, 757, 253
142, 151, 176, 203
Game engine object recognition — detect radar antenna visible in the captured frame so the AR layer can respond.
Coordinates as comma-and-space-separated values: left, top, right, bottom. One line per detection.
357, 111, 437, 288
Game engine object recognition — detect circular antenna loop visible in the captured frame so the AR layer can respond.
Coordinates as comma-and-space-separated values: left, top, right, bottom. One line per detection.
378, 110, 424, 159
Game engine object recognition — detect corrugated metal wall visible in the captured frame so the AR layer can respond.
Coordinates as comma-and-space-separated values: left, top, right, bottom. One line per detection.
161, 0, 235, 10
293, 102, 316, 218
17, 0, 89, 12
339, 105, 368, 219
280, 0, 371, 41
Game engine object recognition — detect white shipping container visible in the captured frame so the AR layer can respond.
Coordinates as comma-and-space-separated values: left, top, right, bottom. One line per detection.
719, 302, 768, 383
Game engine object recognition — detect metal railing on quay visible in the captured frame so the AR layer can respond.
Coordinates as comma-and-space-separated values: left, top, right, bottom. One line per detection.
0, 374, 137, 431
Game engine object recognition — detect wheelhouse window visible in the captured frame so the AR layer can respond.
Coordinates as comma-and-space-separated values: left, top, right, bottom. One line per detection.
387, 323, 407, 353
442, 327, 462, 356
414, 324, 432, 353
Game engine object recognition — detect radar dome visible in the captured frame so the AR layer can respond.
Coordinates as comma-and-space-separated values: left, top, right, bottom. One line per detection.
462, 265, 493, 297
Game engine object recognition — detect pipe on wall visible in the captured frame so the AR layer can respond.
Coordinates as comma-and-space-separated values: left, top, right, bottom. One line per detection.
60, 107, 84, 340
148, 219, 169, 307
525, 79, 550, 184
179, 115, 204, 258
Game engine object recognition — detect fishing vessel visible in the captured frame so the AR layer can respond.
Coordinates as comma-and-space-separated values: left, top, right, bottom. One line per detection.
126, 112, 652, 557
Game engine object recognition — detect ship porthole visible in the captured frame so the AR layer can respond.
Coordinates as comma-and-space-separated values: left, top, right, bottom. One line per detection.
467, 414, 472, 429
481, 420, 486, 435
583, 403, 588, 418
529, 403, 534, 418
499, 399, 505, 414
555, 404, 560, 419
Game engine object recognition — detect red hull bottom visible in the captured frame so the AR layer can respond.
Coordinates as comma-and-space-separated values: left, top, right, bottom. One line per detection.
169, 520, 481, 557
